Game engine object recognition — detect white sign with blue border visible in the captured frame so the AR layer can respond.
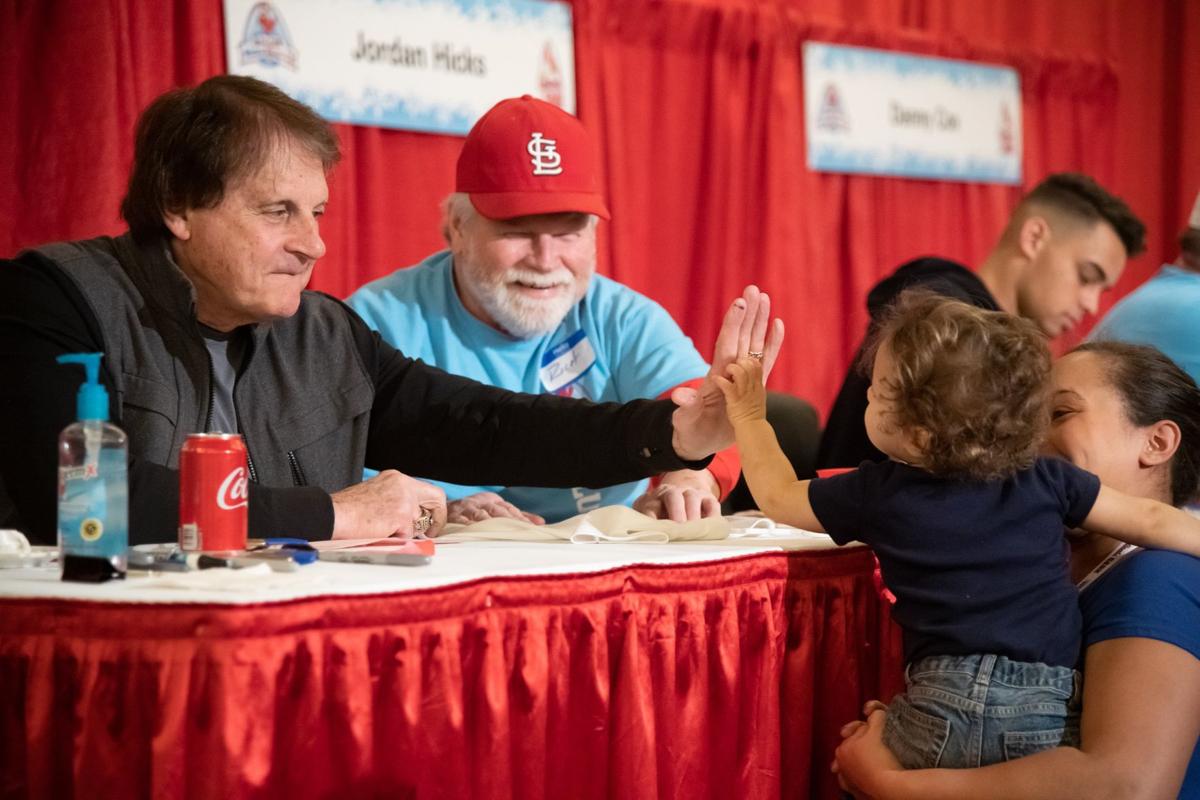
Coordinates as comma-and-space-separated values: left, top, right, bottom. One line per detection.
804, 42, 1022, 184
223, 0, 575, 136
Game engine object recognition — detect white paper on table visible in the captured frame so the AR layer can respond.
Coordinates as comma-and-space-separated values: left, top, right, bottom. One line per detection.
712, 513, 839, 550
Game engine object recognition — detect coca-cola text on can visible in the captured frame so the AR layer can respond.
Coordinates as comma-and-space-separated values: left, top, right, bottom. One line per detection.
179, 433, 248, 551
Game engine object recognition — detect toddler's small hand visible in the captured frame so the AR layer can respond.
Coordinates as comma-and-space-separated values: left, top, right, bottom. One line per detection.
714, 357, 768, 425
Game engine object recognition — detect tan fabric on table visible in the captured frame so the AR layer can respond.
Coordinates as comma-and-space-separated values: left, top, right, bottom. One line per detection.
435, 505, 730, 544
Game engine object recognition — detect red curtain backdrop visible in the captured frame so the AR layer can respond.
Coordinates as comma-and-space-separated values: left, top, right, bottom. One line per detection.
1, 0, 1196, 415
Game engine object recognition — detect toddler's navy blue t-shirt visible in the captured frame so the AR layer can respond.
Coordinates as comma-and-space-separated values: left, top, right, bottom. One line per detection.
809, 457, 1100, 667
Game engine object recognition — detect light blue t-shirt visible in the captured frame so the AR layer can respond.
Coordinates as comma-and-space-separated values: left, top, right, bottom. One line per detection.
348, 250, 709, 521
1089, 265, 1200, 384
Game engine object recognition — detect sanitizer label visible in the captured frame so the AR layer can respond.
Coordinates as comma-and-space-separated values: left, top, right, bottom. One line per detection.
58, 448, 128, 559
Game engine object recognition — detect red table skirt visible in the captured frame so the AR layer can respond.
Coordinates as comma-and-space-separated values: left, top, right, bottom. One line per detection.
0, 549, 903, 799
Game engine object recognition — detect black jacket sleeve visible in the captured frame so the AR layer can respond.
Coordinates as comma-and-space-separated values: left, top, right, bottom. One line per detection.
339, 305, 711, 488
0, 253, 332, 545
0, 252, 121, 545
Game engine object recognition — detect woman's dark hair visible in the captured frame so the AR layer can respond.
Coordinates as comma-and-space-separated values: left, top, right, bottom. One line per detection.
121, 75, 340, 241
1072, 341, 1200, 506
861, 290, 1052, 481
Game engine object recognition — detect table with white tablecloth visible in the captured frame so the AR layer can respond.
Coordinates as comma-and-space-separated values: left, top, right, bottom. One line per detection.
0, 528, 903, 800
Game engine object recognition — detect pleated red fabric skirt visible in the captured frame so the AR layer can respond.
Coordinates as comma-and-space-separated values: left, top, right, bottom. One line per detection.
0, 549, 902, 799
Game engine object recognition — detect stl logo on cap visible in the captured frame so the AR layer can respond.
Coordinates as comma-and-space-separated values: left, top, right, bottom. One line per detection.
456, 95, 611, 220
528, 132, 563, 176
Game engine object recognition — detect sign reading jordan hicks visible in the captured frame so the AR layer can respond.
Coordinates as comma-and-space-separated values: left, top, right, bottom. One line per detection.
804, 42, 1022, 184
223, 0, 575, 135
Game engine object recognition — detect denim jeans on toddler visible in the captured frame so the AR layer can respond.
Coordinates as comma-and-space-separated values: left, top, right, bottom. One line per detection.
882, 653, 1081, 769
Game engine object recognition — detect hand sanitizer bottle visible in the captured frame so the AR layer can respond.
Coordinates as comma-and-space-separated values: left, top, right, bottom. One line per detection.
57, 353, 128, 582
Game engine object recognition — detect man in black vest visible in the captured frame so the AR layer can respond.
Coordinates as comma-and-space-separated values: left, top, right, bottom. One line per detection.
0, 75, 782, 545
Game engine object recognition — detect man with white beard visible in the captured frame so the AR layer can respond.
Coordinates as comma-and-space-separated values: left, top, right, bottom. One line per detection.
350, 96, 740, 524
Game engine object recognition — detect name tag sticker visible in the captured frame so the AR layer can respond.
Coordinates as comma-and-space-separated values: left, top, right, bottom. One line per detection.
540, 330, 596, 393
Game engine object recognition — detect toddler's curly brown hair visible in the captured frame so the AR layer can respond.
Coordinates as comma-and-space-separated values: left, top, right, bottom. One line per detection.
861, 291, 1052, 481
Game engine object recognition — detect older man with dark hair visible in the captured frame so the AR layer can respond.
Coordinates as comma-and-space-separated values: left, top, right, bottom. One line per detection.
350, 96, 741, 525
818, 172, 1146, 469
0, 76, 782, 548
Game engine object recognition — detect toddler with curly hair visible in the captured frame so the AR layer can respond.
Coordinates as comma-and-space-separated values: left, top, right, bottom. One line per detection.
717, 290, 1200, 770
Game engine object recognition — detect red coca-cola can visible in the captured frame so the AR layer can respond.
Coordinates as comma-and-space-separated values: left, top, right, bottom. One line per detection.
179, 433, 248, 552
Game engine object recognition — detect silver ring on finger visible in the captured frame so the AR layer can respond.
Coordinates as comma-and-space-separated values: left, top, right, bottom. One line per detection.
747, 350, 764, 360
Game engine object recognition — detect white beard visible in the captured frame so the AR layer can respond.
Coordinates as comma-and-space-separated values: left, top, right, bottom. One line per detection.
459, 261, 582, 338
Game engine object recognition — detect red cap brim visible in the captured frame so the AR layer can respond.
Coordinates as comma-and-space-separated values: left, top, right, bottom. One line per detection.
469, 191, 611, 221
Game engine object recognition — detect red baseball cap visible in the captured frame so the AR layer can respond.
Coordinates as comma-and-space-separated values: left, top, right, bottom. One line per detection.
456, 95, 610, 221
